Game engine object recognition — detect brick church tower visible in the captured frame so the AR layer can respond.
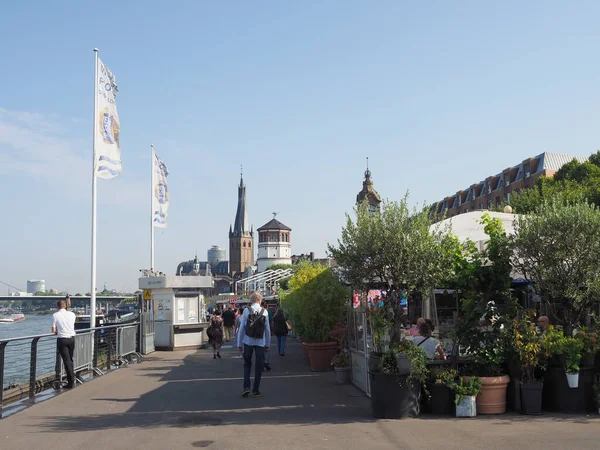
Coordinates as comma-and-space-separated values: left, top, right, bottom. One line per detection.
229, 172, 254, 276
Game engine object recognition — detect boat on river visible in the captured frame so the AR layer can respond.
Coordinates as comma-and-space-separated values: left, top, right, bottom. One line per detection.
0, 313, 26, 323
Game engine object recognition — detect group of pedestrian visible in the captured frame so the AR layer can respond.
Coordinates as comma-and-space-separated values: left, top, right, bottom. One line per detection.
206, 291, 290, 397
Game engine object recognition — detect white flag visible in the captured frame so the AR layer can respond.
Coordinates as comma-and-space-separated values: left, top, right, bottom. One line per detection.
152, 151, 169, 228
94, 57, 122, 179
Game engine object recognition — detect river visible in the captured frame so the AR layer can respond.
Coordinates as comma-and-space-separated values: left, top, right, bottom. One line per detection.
1, 315, 58, 389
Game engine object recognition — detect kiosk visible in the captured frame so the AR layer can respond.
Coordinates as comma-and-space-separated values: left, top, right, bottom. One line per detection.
139, 275, 212, 351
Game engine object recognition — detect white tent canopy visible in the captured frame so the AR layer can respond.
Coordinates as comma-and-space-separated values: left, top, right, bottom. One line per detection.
430, 211, 518, 250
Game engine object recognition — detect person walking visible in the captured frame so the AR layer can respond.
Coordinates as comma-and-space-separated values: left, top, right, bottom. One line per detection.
52, 299, 76, 389
222, 306, 235, 342
273, 308, 289, 356
208, 310, 224, 359
237, 291, 270, 397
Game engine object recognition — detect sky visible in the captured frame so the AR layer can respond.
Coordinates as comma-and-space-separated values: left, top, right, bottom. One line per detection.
1, 1, 600, 294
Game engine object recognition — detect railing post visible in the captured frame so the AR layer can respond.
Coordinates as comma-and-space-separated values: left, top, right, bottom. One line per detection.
93, 328, 99, 371
106, 329, 112, 371
0, 341, 7, 408
30, 337, 40, 398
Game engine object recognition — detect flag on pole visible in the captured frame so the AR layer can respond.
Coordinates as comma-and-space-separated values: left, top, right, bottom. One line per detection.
94, 58, 122, 179
152, 151, 169, 228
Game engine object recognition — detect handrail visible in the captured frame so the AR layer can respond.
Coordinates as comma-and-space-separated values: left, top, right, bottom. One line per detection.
0, 322, 139, 344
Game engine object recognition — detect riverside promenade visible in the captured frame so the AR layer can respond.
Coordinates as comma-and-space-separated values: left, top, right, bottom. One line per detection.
1, 338, 599, 450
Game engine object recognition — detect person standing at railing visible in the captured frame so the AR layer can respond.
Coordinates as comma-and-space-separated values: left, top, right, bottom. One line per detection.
52, 300, 76, 389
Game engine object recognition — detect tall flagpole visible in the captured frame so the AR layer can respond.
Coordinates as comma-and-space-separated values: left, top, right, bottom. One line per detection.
151, 144, 155, 271
90, 48, 99, 329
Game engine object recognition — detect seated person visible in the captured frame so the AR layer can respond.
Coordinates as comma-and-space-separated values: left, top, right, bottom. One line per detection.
412, 322, 445, 359
408, 317, 425, 337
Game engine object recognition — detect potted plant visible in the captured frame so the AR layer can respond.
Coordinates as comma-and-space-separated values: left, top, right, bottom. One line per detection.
427, 368, 458, 415
595, 383, 600, 415
451, 376, 482, 417
283, 262, 348, 371
574, 326, 600, 368
366, 305, 390, 373
369, 344, 429, 419
330, 322, 351, 384
510, 314, 546, 414
543, 327, 585, 388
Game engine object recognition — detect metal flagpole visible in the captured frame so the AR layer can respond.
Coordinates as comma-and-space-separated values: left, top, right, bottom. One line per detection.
151, 144, 155, 271
90, 48, 99, 330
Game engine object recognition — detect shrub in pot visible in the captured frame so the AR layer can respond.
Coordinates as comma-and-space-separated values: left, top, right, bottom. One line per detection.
366, 305, 391, 373
331, 350, 351, 384
543, 327, 585, 388
510, 314, 546, 415
283, 262, 348, 371
370, 345, 429, 419
426, 368, 458, 415
574, 326, 600, 368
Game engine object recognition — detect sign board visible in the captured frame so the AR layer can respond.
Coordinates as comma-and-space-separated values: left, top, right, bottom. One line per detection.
143, 289, 152, 301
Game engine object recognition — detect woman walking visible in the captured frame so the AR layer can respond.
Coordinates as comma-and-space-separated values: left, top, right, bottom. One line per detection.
273, 308, 289, 356
208, 310, 224, 359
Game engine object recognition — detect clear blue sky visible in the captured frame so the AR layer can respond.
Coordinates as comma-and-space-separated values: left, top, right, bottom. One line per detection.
1, 1, 599, 293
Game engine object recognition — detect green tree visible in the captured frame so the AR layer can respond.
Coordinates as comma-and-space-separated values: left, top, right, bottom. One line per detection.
511, 200, 600, 334
265, 264, 294, 272
328, 194, 456, 344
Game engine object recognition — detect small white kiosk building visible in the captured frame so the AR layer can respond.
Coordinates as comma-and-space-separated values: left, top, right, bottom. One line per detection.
139, 275, 212, 351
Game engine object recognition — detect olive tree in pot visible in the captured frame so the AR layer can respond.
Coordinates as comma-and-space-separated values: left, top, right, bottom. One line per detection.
283, 261, 348, 372
509, 313, 547, 415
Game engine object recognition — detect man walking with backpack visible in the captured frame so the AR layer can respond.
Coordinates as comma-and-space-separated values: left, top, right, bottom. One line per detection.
237, 291, 270, 397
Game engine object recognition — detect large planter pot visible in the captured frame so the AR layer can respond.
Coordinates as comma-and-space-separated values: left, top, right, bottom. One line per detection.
464, 375, 509, 414
456, 395, 477, 417
303, 342, 338, 372
334, 366, 352, 385
520, 382, 543, 415
368, 352, 383, 373
542, 367, 595, 413
427, 383, 455, 415
369, 372, 421, 418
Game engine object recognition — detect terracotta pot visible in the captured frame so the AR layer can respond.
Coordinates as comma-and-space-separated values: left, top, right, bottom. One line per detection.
464, 375, 510, 414
303, 342, 338, 372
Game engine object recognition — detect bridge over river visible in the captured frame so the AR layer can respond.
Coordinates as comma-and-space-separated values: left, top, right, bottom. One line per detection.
1, 338, 599, 450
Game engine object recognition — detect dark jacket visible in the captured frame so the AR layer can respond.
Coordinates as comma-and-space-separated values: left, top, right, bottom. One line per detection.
273, 311, 288, 337
222, 309, 235, 327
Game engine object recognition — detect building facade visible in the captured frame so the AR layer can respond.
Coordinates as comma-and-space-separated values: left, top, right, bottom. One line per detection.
431, 152, 587, 219
207, 246, 226, 269
229, 174, 254, 275
27, 280, 45, 294
256, 216, 292, 272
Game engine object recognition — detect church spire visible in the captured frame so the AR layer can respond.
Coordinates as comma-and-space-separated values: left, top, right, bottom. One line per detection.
232, 169, 250, 237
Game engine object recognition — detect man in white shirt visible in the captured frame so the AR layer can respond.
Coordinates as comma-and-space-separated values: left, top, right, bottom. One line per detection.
237, 291, 270, 397
52, 299, 77, 388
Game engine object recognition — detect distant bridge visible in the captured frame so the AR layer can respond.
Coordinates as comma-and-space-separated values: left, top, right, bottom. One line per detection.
0, 295, 135, 303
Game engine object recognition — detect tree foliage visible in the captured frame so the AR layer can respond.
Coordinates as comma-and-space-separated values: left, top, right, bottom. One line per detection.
511, 200, 600, 333
328, 194, 457, 344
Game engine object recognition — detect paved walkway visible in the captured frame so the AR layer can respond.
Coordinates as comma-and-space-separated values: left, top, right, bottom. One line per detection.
1, 337, 599, 450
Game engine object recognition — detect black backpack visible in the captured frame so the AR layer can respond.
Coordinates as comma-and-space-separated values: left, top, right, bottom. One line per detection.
245, 307, 266, 339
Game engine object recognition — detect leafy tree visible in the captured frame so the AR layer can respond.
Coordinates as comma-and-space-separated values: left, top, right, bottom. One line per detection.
328, 194, 456, 344
265, 264, 294, 272
511, 200, 600, 335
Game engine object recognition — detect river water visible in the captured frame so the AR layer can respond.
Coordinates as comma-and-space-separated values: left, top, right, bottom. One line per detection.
1, 315, 58, 388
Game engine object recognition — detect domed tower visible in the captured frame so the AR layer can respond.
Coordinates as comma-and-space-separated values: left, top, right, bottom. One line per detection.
356, 158, 381, 215
257, 214, 292, 272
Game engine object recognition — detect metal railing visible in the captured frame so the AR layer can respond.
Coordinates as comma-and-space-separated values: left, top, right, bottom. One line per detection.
1, 322, 141, 413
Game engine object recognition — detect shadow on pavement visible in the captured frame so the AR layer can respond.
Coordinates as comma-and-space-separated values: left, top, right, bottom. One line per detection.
32, 338, 374, 432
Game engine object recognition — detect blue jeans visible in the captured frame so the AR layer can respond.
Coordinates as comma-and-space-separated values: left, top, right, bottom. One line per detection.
243, 344, 265, 393
277, 335, 287, 355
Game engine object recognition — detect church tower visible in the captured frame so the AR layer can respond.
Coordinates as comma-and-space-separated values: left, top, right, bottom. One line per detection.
356, 158, 382, 215
229, 172, 254, 276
